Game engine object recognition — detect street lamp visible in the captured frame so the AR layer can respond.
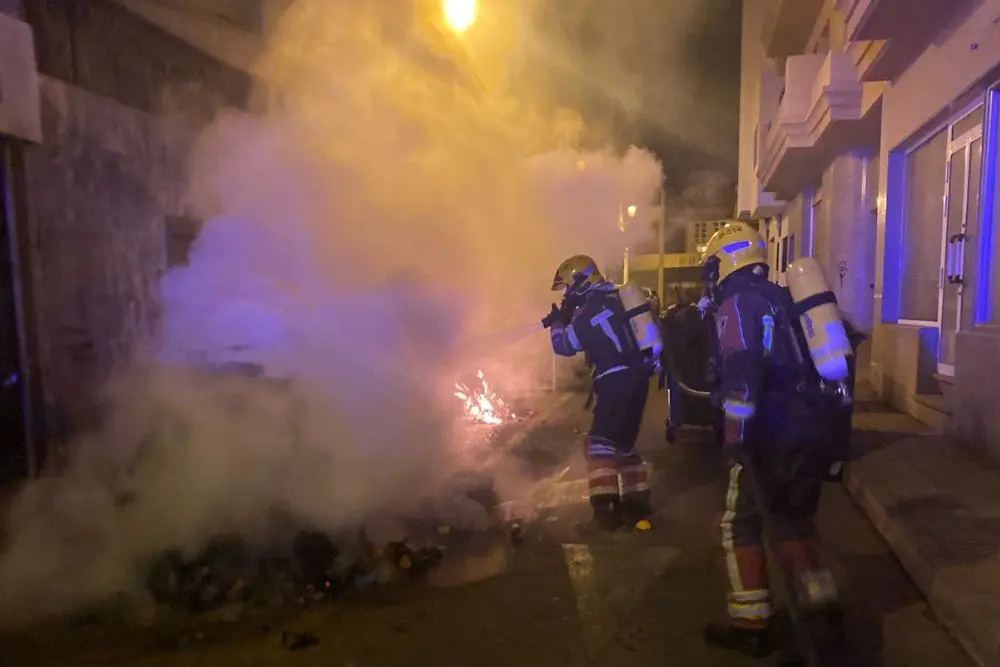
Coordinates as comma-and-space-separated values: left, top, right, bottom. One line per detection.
442, 0, 477, 33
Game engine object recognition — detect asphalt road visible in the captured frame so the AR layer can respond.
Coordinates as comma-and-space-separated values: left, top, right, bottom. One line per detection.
3, 388, 972, 667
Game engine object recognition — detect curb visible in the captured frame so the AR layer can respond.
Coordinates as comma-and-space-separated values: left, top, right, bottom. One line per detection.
844, 465, 996, 667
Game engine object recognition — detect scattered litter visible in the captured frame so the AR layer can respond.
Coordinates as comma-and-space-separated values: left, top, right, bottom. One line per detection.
144, 528, 445, 615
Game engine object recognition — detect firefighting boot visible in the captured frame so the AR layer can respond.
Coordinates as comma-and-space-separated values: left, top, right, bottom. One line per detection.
703, 622, 773, 658
803, 602, 847, 653
620, 490, 654, 530
797, 569, 846, 651
575, 498, 623, 535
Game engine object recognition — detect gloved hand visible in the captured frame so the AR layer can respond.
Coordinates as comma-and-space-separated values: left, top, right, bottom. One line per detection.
541, 303, 569, 329
696, 296, 713, 318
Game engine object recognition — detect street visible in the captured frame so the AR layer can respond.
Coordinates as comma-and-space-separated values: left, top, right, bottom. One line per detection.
2, 388, 971, 667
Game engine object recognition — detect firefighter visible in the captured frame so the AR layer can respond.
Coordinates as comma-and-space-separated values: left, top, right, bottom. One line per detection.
699, 224, 844, 658
542, 255, 656, 531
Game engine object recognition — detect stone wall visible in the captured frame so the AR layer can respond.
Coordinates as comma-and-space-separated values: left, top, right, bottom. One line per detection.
21, 76, 197, 433
10, 1, 253, 444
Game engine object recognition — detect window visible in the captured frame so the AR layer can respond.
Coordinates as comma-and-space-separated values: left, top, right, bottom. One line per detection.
165, 216, 202, 268
900, 129, 948, 322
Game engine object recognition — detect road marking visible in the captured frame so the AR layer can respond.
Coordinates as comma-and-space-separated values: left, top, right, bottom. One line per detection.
562, 542, 681, 657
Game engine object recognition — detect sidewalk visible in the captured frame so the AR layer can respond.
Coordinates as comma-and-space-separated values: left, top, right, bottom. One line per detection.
845, 381, 1000, 667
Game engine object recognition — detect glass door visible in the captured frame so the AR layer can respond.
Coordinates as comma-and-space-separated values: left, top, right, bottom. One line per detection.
938, 108, 984, 375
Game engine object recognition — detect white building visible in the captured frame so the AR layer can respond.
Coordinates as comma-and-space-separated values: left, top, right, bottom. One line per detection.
737, 0, 1000, 454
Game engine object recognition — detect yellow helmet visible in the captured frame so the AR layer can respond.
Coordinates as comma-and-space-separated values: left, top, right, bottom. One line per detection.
551, 255, 604, 294
702, 223, 767, 284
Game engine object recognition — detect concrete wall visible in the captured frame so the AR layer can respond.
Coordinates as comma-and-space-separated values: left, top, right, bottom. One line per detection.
21, 77, 197, 432
11, 2, 252, 444
737, 0, 768, 216
0, 0, 22, 19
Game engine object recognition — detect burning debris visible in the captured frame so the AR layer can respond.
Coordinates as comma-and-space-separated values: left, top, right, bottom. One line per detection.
454, 370, 516, 425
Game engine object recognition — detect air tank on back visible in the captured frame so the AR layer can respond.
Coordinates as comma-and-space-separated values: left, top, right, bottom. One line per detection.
785, 257, 852, 382
617, 282, 664, 359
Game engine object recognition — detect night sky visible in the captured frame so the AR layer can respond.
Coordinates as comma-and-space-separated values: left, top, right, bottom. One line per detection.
524, 0, 743, 200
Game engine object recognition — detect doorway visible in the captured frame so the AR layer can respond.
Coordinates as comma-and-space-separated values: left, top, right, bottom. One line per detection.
938, 106, 984, 375
0, 142, 29, 483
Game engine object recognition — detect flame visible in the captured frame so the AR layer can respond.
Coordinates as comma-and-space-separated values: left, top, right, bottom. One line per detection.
454, 369, 516, 425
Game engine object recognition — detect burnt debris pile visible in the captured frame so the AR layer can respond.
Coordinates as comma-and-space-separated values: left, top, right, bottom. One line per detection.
146, 527, 449, 615
141, 478, 517, 619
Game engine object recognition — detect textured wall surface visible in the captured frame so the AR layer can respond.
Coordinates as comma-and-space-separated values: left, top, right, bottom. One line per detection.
0, 0, 22, 19
7, 0, 252, 441
21, 76, 198, 428
23, 1, 250, 122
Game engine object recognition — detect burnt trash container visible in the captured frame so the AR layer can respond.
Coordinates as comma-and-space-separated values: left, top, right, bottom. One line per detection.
826, 321, 867, 481
660, 303, 720, 441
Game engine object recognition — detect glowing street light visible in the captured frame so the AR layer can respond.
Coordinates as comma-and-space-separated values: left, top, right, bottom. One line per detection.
442, 0, 477, 33
626, 205, 637, 218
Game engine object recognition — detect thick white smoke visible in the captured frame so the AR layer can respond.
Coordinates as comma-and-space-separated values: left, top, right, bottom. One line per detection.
0, 0, 663, 625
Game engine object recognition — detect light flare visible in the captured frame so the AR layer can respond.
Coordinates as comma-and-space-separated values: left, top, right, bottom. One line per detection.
442, 0, 476, 33
454, 369, 515, 425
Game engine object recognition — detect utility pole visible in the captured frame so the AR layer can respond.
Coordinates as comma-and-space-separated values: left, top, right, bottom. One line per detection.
656, 181, 666, 303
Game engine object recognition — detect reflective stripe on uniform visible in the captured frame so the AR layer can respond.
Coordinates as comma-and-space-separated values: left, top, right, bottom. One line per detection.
566, 324, 582, 351
595, 364, 627, 380
587, 459, 619, 499
727, 596, 773, 623
762, 314, 774, 355
585, 435, 618, 459
727, 584, 773, 623
723, 398, 755, 421
619, 462, 649, 494
721, 463, 743, 591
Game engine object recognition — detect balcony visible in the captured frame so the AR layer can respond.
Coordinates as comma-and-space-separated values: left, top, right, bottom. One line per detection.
0, 12, 42, 143
760, 0, 825, 58
837, 0, 968, 42
735, 188, 786, 221
836, 0, 976, 81
846, 39, 887, 82
115, 0, 264, 73
757, 51, 879, 199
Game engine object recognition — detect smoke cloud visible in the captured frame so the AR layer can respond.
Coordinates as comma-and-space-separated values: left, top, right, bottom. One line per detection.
0, 0, 663, 624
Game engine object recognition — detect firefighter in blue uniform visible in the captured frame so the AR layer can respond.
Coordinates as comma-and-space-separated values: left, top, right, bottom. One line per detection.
699, 224, 843, 658
542, 255, 655, 531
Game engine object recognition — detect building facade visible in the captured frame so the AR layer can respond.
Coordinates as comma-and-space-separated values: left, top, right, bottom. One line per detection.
0, 0, 262, 481
737, 0, 1000, 455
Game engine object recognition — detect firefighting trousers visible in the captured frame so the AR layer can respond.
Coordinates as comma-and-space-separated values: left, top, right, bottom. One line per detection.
584, 366, 651, 514
720, 454, 838, 629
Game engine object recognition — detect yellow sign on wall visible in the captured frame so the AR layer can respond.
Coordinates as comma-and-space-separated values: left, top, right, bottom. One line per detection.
629, 253, 702, 272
